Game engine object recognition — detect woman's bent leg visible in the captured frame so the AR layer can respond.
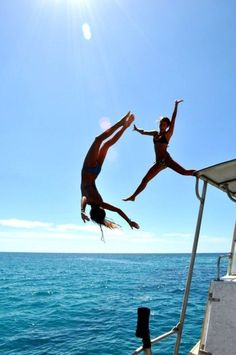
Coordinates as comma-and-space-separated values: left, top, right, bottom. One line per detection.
166, 155, 195, 175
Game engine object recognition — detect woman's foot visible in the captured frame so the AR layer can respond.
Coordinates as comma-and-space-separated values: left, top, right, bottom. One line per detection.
120, 111, 131, 126
123, 195, 135, 202
124, 113, 135, 128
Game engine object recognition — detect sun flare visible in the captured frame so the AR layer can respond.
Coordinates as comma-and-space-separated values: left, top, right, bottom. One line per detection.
82, 23, 92, 40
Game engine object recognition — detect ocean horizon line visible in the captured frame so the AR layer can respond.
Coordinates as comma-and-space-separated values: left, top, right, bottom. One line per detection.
0, 251, 225, 255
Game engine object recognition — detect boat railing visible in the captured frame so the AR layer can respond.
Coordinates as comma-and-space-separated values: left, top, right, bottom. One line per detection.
216, 253, 232, 280
228, 223, 236, 275
132, 324, 179, 355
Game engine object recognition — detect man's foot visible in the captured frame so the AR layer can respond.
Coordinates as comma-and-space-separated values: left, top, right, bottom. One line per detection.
123, 196, 135, 202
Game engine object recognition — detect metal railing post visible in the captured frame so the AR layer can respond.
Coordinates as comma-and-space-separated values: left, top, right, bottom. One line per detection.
174, 179, 208, 355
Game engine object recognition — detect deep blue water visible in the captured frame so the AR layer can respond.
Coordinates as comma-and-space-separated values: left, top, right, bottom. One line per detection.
0, 253, 227, 354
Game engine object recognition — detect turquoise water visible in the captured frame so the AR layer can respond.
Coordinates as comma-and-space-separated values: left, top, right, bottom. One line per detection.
0, 253, 226, 354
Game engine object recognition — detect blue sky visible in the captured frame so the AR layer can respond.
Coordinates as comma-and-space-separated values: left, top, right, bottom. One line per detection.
0, 0, 235, 253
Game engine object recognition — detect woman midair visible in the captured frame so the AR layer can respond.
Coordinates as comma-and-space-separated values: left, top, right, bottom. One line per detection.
123, 100, 195, 202
81, 112, 139, 236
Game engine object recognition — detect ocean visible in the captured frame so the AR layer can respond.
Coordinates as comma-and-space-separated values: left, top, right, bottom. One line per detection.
0, 253, 226, 355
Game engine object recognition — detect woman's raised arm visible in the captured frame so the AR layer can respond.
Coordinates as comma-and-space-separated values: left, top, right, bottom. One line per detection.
167, 99, 183, 139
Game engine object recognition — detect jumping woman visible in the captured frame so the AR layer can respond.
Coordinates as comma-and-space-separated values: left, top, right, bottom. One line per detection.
81, 112, 139, 237
123, 100, 195, 201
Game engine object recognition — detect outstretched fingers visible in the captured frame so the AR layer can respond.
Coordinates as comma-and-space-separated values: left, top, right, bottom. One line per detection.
175, 99, 184, 104
130, 221, 140, 229
81, 211, 90, 223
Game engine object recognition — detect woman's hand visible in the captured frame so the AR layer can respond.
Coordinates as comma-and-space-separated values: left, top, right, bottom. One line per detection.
81, 211, 90, 223
129, 220, 140, 229
175, 99, 184, 105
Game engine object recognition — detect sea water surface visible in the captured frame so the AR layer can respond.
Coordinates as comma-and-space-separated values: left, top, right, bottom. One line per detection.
0, 253, 227, 354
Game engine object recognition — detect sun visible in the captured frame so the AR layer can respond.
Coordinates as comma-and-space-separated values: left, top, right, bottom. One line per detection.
49, 0, 94, 40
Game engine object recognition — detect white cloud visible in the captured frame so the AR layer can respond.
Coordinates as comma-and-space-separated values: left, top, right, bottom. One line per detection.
162, 232, 193, 238
0, 219, 51, 229
0, 218, 230, 253
0, 218, 97, 234
0, 217, 160, 252
50, 223, 97, 233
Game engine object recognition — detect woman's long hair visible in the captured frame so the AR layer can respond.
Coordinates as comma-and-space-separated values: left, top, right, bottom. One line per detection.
90, 205, 120, 241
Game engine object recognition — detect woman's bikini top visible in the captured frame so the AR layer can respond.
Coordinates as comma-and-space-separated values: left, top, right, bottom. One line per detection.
153, 133, 168, 145
82, 165, 102, 175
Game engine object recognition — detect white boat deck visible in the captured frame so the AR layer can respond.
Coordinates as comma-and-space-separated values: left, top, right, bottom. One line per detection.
196, 159, 236, 200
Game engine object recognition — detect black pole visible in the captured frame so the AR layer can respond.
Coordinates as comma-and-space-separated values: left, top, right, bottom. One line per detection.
136, 307, 151, 350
